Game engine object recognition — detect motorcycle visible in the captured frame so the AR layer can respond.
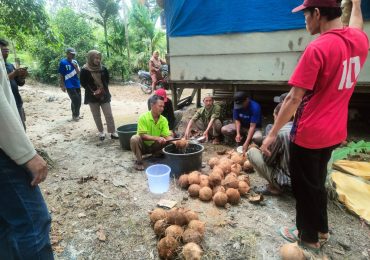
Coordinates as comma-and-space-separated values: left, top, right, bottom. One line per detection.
138, 65, 169, 94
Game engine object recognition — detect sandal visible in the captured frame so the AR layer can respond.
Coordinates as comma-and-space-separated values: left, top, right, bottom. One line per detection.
134, 162, 145, 171
279, 226, 299, 243
255, 185, 282, 196
318, 233, 330, 247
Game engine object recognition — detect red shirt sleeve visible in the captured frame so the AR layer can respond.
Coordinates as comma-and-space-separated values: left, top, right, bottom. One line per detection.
288, 45, 323, 90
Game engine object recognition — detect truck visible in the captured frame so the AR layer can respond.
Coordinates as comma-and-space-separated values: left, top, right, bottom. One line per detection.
157, 0, 370, 109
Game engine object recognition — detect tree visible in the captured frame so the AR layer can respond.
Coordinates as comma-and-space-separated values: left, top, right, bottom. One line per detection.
89, 0, 120, 57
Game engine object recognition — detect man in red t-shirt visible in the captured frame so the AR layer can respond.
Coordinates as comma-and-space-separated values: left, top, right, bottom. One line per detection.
261, 0, 368, 257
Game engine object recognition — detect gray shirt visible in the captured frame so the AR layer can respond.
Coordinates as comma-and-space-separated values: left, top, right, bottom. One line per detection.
0, 55, 36, 164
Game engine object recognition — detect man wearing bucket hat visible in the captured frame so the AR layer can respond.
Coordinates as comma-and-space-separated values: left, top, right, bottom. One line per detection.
131, 95, 173, 171
221, 91, 263, 152
260, 0, 368, 258
147, 88, 183, 135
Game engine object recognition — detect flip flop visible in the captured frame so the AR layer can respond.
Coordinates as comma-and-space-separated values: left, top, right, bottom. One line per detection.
319, 233, 330, 247
279, 226, 299, 243
254, 186, 282, 196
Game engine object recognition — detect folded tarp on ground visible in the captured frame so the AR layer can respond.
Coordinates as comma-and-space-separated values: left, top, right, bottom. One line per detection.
331, 170, 370, 223
333, 160, 370, 180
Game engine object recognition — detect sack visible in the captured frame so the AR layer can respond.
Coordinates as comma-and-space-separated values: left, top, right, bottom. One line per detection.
93, 87, 105, 100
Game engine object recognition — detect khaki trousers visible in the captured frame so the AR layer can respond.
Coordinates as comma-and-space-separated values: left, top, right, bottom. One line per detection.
130, 135, 165, 162
194, 119, 222, 137
89, 102, 116, 133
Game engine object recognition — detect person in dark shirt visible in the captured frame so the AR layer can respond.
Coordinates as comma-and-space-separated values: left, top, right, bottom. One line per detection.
221, 91, 263, 153
0, 39, 28, 130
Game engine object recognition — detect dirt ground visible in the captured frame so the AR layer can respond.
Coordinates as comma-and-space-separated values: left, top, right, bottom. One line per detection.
21, 82, 370, 260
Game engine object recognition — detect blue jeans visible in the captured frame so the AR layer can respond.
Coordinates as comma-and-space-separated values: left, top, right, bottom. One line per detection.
0, 150, 54, 260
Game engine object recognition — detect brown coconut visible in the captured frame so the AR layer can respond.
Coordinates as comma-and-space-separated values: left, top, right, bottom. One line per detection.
238, 181, 250, 196
213, 191, 228, 207
182, 229, 203, 244
231, 163, 242, 175
188, 171, 201, 185
243, 160, 254, 173
224, 175, 239, 189
157, 236, 179, 260
175, 138, 188, 150
212, 185, 226, 195
199, 187, 213, 201
218, 158, 233, 174
212, 166, 224, 178
208, 172, 222, 187
167, 208, 188, 226
188, 220, 205, 236
165, 225, 184, 240
280, 243, 305, 260
237, 175, 250, 186
230, 153, 244, 165
182, 242, 203, 260
184, 210, 199, 223
150, 208, 167, 225
154, 219, 169, 237
188, 184, 201, 198
199, 175, 209, 187
178, 174, 190, 189
208, 157, 219, 169
226, 188, 241, 205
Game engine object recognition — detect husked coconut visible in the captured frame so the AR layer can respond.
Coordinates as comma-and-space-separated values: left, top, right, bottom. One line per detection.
212, 185, 225, 195
188, 171, 201, 185
167, 208, 188, 226
218, 158, 233, 174
231, 154, 244, 165
212, 166, 224, 178
184, 210, 199, 223
182, 229, 203, 244
208, 157, 219, 169
188, 184, 201, 198
237, 175, 250, 186
150, 208, 167, 225
280, 243, 305, 260
182, 242, 203, 260
188, 220, 205, 235
224, 175, 239, 189
238, 181, 250, 196
199, 175, 209, 187
231, 164, 242, 175
226, 188, 241, 205
178, 174, 190, 189
175, 139, 188, 150
154, 219, 168, 237
208, 172, 222, 187
213, 191, 228, 207
243, 160, 254, 173
157, 236, 179, 259
199, 187, 213, 201
165, 225, 184, 240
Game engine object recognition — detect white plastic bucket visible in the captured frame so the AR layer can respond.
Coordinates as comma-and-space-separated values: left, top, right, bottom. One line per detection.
145, 164, 171, 194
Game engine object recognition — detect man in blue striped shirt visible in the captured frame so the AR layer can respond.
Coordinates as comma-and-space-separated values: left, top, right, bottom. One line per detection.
247, 103, 292, 195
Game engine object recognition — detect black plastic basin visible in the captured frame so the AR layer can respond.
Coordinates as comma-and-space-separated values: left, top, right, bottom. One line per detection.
117, 124, 137, 150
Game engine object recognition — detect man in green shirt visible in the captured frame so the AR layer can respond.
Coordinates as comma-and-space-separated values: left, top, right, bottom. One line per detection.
184, 95, 223, 144
130, 95, 172, 170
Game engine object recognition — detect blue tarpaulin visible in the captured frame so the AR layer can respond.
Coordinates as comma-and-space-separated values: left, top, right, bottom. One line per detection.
164, 0, 370, 37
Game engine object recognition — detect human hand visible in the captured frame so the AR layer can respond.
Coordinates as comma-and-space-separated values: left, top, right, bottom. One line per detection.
203, 131, 209, 141
184, 130, 190, 140
242, 141, 249, 154
25, 154, 48, 186
235, 134, 242, 143
17, 68, 28, 78
157, 137, 167, 145
260, 134, 277, 157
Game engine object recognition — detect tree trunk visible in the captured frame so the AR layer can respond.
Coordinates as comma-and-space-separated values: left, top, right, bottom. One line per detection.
122, 0, 130, 69
103, 21, 110, 58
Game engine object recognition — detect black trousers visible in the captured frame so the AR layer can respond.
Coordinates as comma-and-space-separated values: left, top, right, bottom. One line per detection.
289, 142, 338, 243
66, 88, 81, 118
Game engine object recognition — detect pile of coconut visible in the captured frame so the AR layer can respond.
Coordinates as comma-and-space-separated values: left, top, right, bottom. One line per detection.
177, 150, 259, 207
150, 207, 205, 260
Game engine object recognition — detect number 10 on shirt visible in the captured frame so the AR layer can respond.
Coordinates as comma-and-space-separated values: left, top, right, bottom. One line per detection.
338, 56, 361, 90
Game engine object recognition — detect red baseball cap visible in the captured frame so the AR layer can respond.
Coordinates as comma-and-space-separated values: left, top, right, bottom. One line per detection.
155, 88, 168, 102
292, 0, 340, 13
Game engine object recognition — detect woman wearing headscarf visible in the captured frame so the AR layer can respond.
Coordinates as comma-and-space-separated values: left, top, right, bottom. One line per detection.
80, 50, 118, 141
